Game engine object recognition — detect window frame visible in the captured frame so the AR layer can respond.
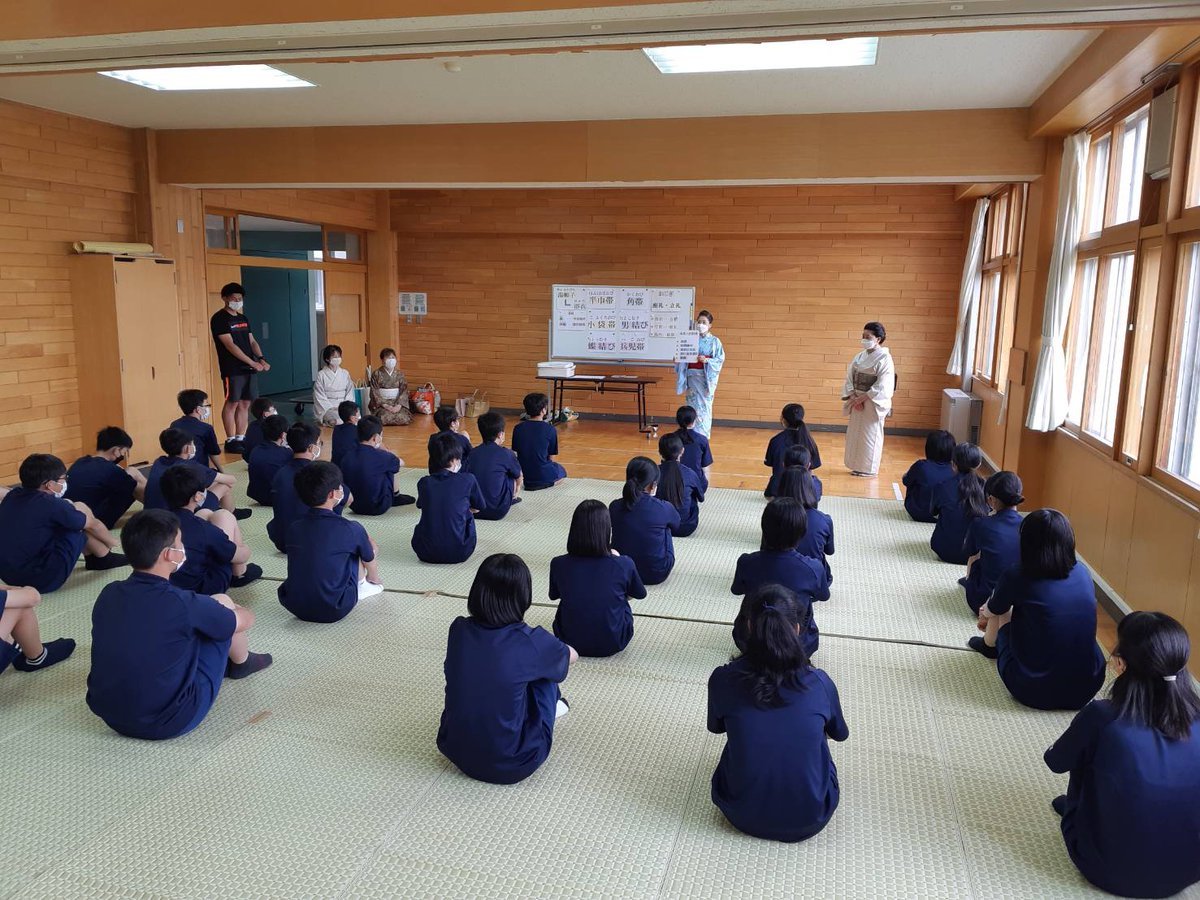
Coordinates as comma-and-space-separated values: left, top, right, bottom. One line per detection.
971, 183, 1025, 390
203, 209, 239, 254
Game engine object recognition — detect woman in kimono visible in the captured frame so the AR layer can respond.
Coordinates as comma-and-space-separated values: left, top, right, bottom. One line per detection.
842, 322, 895, 477
369, 347, 413, 426
312, 344, 356, 427
674, 309, 725, 438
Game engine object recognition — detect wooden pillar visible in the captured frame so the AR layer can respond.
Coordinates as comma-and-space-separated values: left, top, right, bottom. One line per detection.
366, 189, 398, 360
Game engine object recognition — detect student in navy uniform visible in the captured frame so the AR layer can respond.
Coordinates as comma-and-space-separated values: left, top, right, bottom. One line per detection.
428, 406, 473, 469
278, 462, 383, 623
1045, 612, 1200, 899
267, 423, 350, 554
764, 403, 822, 497
512, 392, 566, 490
86, 509, 272, 741
969, 509, 1106, 710
550, 500, 646, 657
901, 430, 956, 522
341, 415, 415, 515
930, 442, 985, 564
657, 433, 705, 537
708, 583, 849, 843
0, 582, 75, 675
732, 498, 830, 657
609, 456, 681, 586
65, 426, 147, 528
239, 397, 276, 462
466, 411, 524, 521
0, 454, 127, 593
412, 433, 486, 564
961, 471, 1024, 613
145, 428, 246, 519
171, 389, 224, 470
781, 445, 823, 507
437, 554, 577, 784
246, 414, 292, 506
161, 466, 261, 596
331, 400, 360, 470
674, 405, 714, 491
778, 468, 835, 585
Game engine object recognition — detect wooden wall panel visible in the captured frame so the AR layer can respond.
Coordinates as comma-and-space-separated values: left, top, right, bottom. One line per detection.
200, 188, 379, 230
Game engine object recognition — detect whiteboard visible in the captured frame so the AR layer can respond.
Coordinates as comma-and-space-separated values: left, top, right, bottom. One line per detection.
550, 284, 696, 365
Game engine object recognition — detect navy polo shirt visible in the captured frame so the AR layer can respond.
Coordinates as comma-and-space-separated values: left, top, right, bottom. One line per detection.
466, 440, 523, 520
247, 442, 292, 506
929, 474, 979, 564
609, 493, 681, 586
676, 428, 713, 491
412, 470, 486, 564
661, 460, 705, 537
267, 457, 349, 552
144, 457, 219, 513
427, 430, 473, 471
962, 508, 1022, 612
731, 549, 830, 657
171, 416, 221, 462
0, 488, 87, 593
901, 459, 956, 523
512, 420, 564, 488
763, 430, 795, 497
278, 508, 374, 623
240, 417, 266, 462
65, 455, 138, 528
708, 660, 848, 843
87, 572, 236, 741
437, 616, 570, 785
169, 508, 236, 596
1045, 700, 1200, 899
795, 507, 835, 584
550, 553, 647, 657
989, 562, 1106, 711
331, 422, 358, 470
341, 443, 400, 516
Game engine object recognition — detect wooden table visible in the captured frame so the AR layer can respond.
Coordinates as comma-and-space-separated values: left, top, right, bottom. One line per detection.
537, 374, 660, 434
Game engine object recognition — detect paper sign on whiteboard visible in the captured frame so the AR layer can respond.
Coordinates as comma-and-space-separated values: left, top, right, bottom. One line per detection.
676, 330, 700, 363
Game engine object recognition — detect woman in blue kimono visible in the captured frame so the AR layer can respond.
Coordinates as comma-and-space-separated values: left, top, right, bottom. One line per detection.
675, 309, 725, 438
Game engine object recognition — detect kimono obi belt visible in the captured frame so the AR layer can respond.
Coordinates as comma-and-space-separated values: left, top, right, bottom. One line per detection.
687, 360, 705, 370
376, 388, 401, 400
852, 372, 878, 392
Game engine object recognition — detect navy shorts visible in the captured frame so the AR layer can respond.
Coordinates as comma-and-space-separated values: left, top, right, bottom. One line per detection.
178, 635, 233, 737
223, 374, 259, 403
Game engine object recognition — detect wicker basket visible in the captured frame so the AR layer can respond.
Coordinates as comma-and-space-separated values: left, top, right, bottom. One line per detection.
455, 389, 490, 418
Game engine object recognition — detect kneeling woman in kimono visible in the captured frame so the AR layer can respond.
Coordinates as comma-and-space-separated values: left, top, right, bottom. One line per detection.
368, 347, 413, 426
842, 321, 895, 477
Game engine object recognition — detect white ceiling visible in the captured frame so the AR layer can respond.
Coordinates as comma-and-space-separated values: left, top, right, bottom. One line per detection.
0, 30, 1097, 129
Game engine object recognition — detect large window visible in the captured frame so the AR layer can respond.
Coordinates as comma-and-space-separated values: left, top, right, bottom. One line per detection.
1160, 241, 1200, 487
973, 184, 1025, 387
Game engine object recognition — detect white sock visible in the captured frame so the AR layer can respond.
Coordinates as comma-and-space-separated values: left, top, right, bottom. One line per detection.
555, 699, 570, 719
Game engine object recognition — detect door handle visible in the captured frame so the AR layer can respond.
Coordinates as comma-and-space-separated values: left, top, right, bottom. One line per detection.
151, 366, 156, 380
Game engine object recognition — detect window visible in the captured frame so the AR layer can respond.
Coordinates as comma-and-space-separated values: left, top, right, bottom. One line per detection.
1083, 253, 1135, 444
1066, 258, 1098, 425
204, 212, 237, 251
976, 272, 1001, 380
972, 184, 1025, 387
1160, 241, 1200, 487
237, 214, 323, 260
1113, 108, 1149, 224
1083, 135, 1111, 237
325, 229, 363, 262
1120, 245, 1161, 463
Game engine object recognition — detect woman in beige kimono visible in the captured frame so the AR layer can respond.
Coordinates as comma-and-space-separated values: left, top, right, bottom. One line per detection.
369, 347, 413, 426
842, 321, 895, 477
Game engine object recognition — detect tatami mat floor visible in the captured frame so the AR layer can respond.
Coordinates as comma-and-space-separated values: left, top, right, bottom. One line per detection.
2, 466, 1186, 899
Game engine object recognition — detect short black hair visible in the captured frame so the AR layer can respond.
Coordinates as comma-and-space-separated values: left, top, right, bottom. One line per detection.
262, 414, 290, 443
985, 470, 1024, 508
122, 509, 181, 570
433, 406, 459, 432
338, 400, 360, 424
159, 427, 194, 458
18, 453, 66, 490
286, 422, 321, 455
478, 411, 505, 443
864, 321, 886, 343
379, 347, 396, 361
761, 497, 807, 552
428, 431, 463, 472
567, 499, 612, 557
356, 415, 384, 443
523, 392, 549, 418
177, 388, 208, 416
160, 464, 206, 510
925, 430, 955, 464
1020, 508, 1077, 580
220, 282, 244, 299
467, 553, 533, 627
96, 426, 133, 452
250, 397, 275, 420
321, 344, 342, 366
676, 406, 697, 429
696, 309, 714, 325
295, 461, 343, 508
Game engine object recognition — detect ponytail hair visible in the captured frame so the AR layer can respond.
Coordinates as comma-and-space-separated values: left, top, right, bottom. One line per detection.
656, 434, 686, 509
622, 456, 659, 509
776, 467, 819, 514
952, 443, 988, 519
761, 497, 806, 551
734, 584, 811, 709
1110, 611, 1200, 742
985, 470, 1024, 508
780, 403, 819, 463
782, 444, 812, 471
674, 406, 698, 445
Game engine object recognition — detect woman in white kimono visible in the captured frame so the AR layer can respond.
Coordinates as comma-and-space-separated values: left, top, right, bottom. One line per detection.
674, 309, 726, 437
842, 322, 895, 476
312, 343, 356, 427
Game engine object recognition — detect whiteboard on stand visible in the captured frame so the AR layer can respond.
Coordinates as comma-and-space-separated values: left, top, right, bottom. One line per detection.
549, 284, 696, 365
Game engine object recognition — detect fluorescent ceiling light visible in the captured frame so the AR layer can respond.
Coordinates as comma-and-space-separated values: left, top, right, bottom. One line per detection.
99, 64, 314, 91
644, 37, 878, 74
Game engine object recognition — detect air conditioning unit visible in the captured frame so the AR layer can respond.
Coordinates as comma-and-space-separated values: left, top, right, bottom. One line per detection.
1146, 85, 1178, 181
941, 388, 982, 444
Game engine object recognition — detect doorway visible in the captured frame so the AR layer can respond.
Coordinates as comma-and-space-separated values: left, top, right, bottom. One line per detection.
240, 266, 318, 395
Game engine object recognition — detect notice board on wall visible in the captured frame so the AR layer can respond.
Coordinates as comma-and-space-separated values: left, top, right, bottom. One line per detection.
549, 284, 696, 365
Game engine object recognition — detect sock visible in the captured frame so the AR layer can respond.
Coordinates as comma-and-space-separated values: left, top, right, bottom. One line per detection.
967, 636, 998, 659
85, 551, 128, 571
23, 647, 47, 666
225, 651, 273, 680
13, 638, 76, 672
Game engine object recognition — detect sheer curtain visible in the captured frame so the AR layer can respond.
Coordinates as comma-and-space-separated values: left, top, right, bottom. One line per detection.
1026, 132, 1090, 431
946, 197, 990, 385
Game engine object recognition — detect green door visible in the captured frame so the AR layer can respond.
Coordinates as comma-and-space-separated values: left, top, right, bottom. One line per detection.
241, 267, 313, 395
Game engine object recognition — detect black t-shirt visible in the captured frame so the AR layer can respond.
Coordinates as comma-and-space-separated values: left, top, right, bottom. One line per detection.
210, 309, 256, 376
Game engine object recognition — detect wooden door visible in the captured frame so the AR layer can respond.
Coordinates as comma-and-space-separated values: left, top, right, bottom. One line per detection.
324, 269, 368, 382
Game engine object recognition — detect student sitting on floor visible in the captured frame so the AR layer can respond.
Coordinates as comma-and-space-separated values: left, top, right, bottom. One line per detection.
341, 415, 415, 515
86, 509, 272, 741
657, 433, 705, 537
674, 405, 713, 491
1045, 611, 1200, 899
467, 411, 524, 521
246, 414, 292, 506
550, 499, 647, 657
267, 423, 350, 554
331, 400, 360, 470
782, 445, 823, 507
930, 442, 986, 564
708, 583, 849, 843
901, 429, 956, 523
145, 429, 247, 520
610, 456, 681, 586
239, 397, 277, 462
732, 497, 830, 658
171, 389, 224, 471
412, 433, 486, 565
161, 466, 261, 596
279, 461, 383, 623
0, 453, 127, 593
0, 582, 75, 675
969, 509, 1106, 710
961, 471, 1024, 613
777, 468, 835, 585
313, 344, 356, 428
66, 426, 147, 529
428, 405, 472, 469
512, 392, 566, 490
438, 553, 576, 784
764, 403, 822, 498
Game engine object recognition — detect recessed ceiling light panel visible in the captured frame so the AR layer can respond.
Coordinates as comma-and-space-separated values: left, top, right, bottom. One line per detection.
99, 64, 314, 91
644, 37, 879, 74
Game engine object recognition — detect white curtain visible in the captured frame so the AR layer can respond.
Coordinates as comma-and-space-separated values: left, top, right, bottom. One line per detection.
946, 197, 990, 383
1026, 132, 1090, 432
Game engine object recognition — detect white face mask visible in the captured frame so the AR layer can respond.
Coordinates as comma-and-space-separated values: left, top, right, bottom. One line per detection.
228, 300, 244, 313
184, 444, 196, 461
329, 357, 342, 369
167, 546, 187, 572
267, 408, 278, 417
199, 406, 211, 421
450, 459, 462, 473
195, 491, 207, 509
696, 321, 710, 335
333, 488, 345, 506
861, 338, 877, 350
311, 444, 321, 460
53, 479, 68, 499
384, 358, 397, 371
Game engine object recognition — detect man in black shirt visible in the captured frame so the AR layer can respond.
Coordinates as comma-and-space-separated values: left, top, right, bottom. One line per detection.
210, 283, 271, 454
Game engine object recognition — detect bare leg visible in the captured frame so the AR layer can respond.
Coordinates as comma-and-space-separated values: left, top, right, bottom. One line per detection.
363, 538, 381, 583
0, 586, 44, 655
983, 609, 1012, 647
205, 509, 250, 577
234, 400, 251, 437
209, 482, 235, 513
9, 608, 44, 659
212, 593, 252, 664
221, 394, 238, 441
